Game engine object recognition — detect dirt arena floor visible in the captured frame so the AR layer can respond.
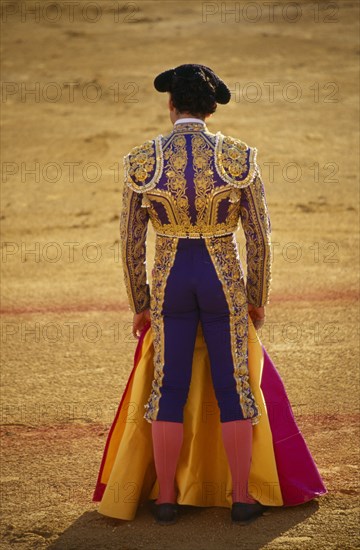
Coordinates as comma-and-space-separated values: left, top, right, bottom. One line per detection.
1, 0, 359, 548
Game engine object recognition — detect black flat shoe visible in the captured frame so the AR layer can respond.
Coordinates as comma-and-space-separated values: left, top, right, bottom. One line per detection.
152, 502, 178, 525
231, 501, 269, 524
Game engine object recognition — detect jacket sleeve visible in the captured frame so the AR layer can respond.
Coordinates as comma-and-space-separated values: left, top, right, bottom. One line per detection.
239, 165, 272, 307
119, 180, 151, 314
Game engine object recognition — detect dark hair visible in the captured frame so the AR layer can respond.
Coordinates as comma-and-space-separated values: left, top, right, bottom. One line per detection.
154, 64, 231, 114
169, 70, 217, 117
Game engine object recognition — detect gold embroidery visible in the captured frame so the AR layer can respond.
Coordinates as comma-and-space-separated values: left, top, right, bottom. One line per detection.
209, 188, 226, 227
119, 183, 151, 314
146, 130, 249, 239
124, 135, 163, 193
163, 134, 190, 227
191, 133, 215, 225
240, 172, 272, 307
124, 128, 266, 240
144, 235, 179, 423
205, 234, 261, 425
214, 133, 258, 188
146, 185, 242, 238
145, 192, 178, 226
121, 126, 271, 310
127, 130, 263, 238
173, 122, 208, 134
154, 226, 235, 238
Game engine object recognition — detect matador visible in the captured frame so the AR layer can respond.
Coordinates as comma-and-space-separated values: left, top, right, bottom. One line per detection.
93, 65, 326, 525
119, 116, 272, 427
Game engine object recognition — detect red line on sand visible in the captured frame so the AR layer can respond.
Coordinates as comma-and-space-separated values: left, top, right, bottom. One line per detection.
273, 289, 359, 303
1, 412, 358, 444
0, 303, 129, 315
0, 289, 358, 316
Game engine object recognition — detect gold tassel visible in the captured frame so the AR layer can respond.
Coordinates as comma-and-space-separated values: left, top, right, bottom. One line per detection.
229, 188, 240, 203
141, 193, 151, 208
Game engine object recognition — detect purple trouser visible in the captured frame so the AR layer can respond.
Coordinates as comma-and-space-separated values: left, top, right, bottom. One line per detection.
156, 237, 247, 423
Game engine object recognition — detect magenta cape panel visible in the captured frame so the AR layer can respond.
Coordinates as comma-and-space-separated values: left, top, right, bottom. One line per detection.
260, 346, 326, 505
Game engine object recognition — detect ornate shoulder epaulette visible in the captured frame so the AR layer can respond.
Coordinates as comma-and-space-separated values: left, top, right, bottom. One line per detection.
123, 135, 163, 193
214, 132, 258, 188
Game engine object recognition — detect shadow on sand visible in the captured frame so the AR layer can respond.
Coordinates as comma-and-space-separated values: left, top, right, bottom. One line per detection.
48, 499, 321, 550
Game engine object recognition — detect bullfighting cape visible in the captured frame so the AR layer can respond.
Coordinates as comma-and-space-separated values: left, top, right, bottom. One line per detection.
92, 317, 327, 520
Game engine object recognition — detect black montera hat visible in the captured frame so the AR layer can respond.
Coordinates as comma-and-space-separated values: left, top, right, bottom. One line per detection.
154, 64, 231, 105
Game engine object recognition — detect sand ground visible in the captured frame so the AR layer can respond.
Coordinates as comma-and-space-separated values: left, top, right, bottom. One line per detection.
1, 0, 359, 548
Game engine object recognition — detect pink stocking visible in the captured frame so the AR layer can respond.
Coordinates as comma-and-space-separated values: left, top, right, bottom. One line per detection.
151, 420, 184, 504
221, 419, 257, 504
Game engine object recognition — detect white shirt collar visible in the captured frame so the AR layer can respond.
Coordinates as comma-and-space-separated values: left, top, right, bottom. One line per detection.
174, 117, 206, 125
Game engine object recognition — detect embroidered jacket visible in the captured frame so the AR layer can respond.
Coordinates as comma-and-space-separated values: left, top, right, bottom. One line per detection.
120, 120, 272, 313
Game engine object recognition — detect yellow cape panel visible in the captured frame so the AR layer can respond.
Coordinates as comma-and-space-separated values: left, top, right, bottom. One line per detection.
96, 318, 283, 521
